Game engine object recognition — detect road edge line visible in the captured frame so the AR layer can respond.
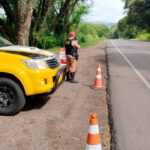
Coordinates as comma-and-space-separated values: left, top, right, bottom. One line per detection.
111, 40, 150, 91
106, 40, 117, 150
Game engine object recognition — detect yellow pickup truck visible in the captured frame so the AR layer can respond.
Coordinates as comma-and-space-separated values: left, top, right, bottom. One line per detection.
0, 37, 65, 115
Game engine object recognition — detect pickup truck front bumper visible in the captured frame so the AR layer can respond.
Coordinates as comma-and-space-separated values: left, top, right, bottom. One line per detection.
46, 65, 66, 95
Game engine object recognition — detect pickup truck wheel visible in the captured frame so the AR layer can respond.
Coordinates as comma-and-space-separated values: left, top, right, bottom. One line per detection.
0, 78, 25, 116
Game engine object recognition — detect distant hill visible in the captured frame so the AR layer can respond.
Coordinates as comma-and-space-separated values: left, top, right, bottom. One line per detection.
94, 22, 117, 27
104, 22, 117, 27
84, 21, 117, 28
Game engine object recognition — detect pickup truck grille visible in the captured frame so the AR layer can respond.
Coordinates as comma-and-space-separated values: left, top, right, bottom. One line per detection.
46, 56, 60, 69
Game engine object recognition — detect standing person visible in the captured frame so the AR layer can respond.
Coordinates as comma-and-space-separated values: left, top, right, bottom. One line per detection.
65, 32, 80, 83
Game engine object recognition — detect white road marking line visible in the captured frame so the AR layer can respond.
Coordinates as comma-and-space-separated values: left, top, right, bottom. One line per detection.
111, 40, 150, 90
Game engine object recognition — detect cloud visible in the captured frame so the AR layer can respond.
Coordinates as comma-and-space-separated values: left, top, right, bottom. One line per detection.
84, 0, 126, 23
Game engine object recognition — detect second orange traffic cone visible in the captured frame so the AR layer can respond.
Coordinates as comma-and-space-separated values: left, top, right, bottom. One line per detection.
94, 64, 103, 88
86, 113, 102, 150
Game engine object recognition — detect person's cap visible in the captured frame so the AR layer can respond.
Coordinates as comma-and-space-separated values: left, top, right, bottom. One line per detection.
70, 32, 76, 38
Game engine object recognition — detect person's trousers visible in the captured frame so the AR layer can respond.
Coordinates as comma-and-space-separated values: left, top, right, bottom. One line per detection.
66, 55, 77, 72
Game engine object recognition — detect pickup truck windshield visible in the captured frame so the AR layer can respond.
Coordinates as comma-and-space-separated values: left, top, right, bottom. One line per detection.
0, 37, 13, 47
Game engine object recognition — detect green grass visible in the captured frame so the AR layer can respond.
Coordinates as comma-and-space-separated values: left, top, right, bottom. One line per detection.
136, 33, 150, 41
47, 46, 61, 53
47, 37, 105, 53
80, 37, 105, 47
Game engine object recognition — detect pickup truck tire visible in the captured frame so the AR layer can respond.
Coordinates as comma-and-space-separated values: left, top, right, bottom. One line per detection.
0, 78, 25, 116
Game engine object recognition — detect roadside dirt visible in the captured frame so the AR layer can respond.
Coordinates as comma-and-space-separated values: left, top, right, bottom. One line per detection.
0, 42, 111, 150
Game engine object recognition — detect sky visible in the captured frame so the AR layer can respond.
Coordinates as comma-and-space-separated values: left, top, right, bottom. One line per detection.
84, 0, 126, 23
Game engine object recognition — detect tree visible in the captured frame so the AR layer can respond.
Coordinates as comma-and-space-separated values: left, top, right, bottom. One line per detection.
37, 0, 90, 47
94, 24, 110, 38
0, 0, 36, 45
0, 0, 88, 46
110, 26, 118, 39
54, 1, 89, 40
123, 0, 150, 31
0, 0, 17, 43
112, 0, 150, 39
29, 0, 54, 45
17, 0, 35, 45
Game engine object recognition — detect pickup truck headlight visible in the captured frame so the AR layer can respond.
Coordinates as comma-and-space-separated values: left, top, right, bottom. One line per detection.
22, 59, 49, 69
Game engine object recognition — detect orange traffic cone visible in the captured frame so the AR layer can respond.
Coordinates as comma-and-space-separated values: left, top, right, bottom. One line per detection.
86, 113, 102, 150
59, 48, 67, 65
94, 64, 103, 88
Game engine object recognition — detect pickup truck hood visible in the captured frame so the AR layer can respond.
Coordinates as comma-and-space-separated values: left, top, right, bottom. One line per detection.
0, 45, 54, 56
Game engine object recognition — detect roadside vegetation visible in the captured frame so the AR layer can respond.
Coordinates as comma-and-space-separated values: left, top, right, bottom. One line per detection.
70, 23, 108, 47
41, 22, 108, 51
0, 0, 109, 51
110, 0, 150, 41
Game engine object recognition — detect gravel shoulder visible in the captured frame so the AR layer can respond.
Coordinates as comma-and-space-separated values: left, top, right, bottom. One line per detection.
0, 42, 111, 150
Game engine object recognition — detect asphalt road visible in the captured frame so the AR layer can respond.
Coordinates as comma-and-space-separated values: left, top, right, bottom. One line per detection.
106, 40, 150, 150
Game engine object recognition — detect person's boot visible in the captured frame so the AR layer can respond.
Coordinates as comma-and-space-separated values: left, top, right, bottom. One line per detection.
66, 71, 70, 81
70, 72, 79, 83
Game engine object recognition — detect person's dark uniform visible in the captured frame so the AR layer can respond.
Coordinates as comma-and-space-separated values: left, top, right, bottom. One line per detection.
65, 38, 79, 83
65, 38, 78, 58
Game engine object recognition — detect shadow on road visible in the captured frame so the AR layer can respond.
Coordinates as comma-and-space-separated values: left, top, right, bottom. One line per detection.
80, 83, 92, 87
23, 95, 51, 111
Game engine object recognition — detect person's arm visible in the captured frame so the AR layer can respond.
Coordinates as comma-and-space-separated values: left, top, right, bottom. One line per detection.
72, 40, 80, 49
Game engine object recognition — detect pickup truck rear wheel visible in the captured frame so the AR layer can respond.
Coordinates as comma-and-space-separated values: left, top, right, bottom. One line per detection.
0, 78, 25, 116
